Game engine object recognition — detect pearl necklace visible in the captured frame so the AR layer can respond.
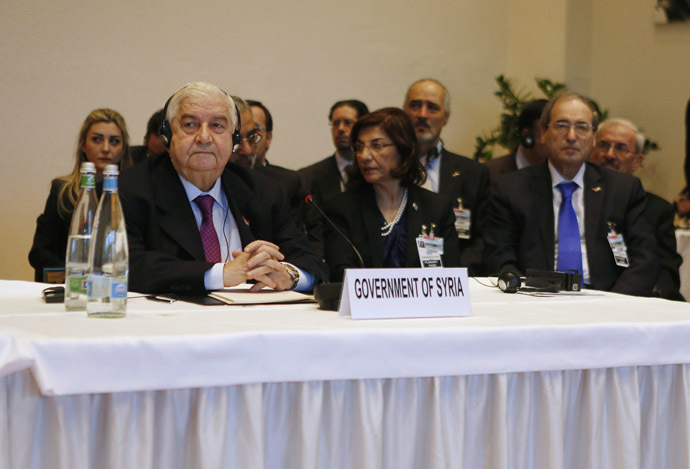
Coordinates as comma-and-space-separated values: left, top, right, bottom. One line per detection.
380, 189, 408, 237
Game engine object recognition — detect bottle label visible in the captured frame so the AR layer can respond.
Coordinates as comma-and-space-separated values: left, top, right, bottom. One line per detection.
103, 177, 118, 191
111, 281, 128, 299
69, 275, 87, 294
88, 275, 128, 299
80, 173, 96, 188
88, 275, 110, 298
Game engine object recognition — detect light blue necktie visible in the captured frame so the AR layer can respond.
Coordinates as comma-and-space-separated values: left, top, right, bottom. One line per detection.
556, 182, 583, 281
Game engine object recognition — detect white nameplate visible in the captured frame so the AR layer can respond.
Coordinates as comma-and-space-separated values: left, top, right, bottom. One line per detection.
338, 267, 472, 319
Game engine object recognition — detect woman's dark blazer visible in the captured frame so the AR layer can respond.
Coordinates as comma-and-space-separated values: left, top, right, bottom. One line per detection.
29, 179, 72, 282
324, 184, 462, 281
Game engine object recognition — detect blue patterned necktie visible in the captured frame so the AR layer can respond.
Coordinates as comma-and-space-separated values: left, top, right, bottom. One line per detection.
556, 182, 583, 280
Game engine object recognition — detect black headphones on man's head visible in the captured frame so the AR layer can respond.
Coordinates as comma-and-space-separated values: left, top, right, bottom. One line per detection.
158, 91, 241, 151
521, 132, 535, 149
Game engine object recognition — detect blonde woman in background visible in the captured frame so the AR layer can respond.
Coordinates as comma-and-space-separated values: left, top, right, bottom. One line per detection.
29, 108, 130, 282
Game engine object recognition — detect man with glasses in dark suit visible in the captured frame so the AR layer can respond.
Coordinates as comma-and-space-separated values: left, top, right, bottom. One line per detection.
299, 100, 369, 206
485, 92, 658, 296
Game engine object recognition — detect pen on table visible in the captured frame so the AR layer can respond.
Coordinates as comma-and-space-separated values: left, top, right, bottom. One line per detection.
146, 295, 177, 304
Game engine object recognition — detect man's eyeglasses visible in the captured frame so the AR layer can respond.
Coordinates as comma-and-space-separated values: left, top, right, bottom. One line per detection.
240, 132, 263, 146
353, 141, 395, 154
595, 140, 634, 157
330, 119, 356, 129
549, 121, 595, 137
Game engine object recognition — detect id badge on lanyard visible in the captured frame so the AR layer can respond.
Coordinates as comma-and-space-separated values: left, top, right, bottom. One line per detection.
454, 198, 471, 239
416, 223, 444, 267
607, 222, 629, 268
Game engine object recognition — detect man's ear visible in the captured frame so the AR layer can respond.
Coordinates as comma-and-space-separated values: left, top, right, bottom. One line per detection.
266, 131, 273, 150
632, 153, 644, 173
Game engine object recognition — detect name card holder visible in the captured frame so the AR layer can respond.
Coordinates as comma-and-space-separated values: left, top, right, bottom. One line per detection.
338, 267, 472, 319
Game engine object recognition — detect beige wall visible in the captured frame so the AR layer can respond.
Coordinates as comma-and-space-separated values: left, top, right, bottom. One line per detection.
589, 0, 690, 200
1, 0, 689, 281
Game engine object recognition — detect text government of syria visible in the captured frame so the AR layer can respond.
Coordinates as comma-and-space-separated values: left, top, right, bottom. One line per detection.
339, 268, 472, 320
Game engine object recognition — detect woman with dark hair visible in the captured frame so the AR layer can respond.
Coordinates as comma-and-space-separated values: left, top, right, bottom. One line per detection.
29, 108, 130, 282
324, 107, 461, 281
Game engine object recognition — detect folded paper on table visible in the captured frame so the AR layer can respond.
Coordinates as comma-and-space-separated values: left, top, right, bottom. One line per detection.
209, 284, 316, 305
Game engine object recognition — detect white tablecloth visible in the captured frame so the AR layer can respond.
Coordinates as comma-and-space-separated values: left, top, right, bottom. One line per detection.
2, 279, 690, 468
676, 229, 690, 300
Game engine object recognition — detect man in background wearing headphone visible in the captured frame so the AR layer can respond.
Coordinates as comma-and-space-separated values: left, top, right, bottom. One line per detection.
230, 97, 309, 239
119, 81, 325, 294
484, 99, 549, 181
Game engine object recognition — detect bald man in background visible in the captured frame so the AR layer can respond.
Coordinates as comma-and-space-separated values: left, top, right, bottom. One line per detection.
403, 78, 490, 274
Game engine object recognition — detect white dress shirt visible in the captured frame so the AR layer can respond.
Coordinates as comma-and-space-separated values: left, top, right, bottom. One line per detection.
515, 147, 531, 170
178, 175, 313, 291
335, 151, 353, 192
420, 141, 443, 193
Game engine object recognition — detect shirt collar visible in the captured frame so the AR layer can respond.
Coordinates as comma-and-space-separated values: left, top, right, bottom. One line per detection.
548, 161, 585, 189
334, 151, 354, 175
178, 175, 226, 208
515, 147, 531, 170
421, 140, 444, 164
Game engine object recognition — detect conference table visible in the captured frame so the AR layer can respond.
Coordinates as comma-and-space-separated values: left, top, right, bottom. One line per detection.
676, 229, 690, 300
2, 279, 690, 469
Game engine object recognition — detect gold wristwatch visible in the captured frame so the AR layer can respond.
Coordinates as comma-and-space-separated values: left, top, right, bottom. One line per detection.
282, 263, 299, 290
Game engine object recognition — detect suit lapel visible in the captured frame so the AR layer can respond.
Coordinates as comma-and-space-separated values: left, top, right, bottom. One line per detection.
533, 164, 555, 267
154, 159, 206, 261
405, 187, 423, 267
583, 164, 604, 265
359, 189, 384, 267
438, 149, 458, 194
318, 154, 344, 199
220, 169, 257, 247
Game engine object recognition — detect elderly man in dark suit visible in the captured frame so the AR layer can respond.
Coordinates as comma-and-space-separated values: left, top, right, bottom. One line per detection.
403, 78, 490, 274
590, 118, 683, 300
485, 92, 658, 296
119, 82, 324, 294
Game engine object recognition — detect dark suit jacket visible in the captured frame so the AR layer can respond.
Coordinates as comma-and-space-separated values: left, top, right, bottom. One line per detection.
323, 184, 462, 282
29, 179, 72, 282
298, 154, 347, 257
646, 192, 684, 300
484, 153, 518, 182
299, 154, 343, 206
119, 153, 326, 294
435, 149, 491, 275
29, 179, 103, 282
127, 145, 148, 168
485, 162, 658, 296
255, 162, 306, 230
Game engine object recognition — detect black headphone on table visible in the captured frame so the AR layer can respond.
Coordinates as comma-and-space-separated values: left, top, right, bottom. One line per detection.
158, 92, 242, 152
497, 271, 562, 294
